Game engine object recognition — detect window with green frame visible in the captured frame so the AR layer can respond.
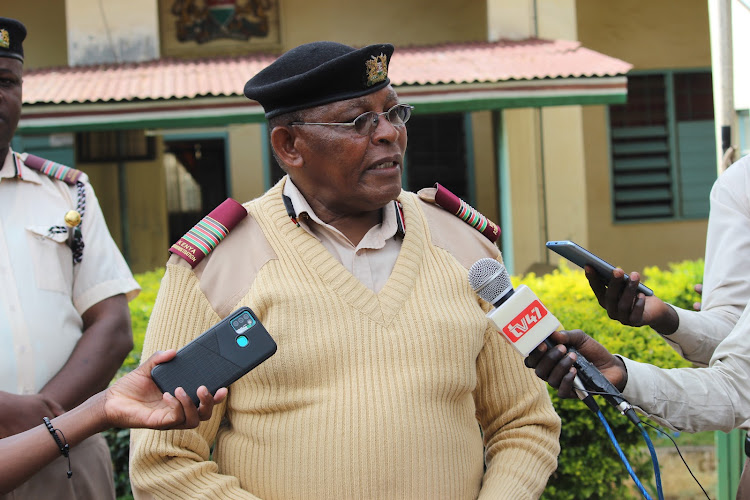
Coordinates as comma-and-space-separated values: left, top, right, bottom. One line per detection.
609, 71, 717, 221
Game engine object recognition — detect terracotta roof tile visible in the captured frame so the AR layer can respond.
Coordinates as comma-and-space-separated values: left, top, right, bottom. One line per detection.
22, 39, 631, 105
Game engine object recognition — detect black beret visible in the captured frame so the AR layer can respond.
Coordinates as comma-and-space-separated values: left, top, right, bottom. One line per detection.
244, 41, 394, 118
0, 18, 26, 63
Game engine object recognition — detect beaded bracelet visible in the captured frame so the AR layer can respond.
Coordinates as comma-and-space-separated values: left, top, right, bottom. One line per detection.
42, 416, 73, 478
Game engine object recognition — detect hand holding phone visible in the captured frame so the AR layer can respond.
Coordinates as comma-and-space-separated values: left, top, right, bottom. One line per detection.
151, 307, 277, 406
545, 240, 654, 296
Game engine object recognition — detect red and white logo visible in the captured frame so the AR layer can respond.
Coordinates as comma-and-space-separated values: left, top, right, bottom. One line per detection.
502, 300, 548, 342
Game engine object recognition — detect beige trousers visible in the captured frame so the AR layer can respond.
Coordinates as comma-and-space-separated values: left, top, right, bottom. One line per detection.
1, 433, 115, 500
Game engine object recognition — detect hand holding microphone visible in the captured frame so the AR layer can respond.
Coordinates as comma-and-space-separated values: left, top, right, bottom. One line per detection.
468, 258, 639, 424
526, 329, 629, 400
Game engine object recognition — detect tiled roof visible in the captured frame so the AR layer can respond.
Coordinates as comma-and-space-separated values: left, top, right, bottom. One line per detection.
22, 39, 631, 105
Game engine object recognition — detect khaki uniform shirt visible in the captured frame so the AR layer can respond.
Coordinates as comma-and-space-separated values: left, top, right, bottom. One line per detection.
283, 179, 401, 293
0, 149, 139, 394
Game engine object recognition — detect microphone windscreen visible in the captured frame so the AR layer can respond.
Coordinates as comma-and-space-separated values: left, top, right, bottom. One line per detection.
468, 258, 512, 304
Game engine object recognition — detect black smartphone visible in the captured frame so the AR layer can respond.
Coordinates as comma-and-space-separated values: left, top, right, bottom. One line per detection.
545, 240, 654, 296
151, 306, 277, 406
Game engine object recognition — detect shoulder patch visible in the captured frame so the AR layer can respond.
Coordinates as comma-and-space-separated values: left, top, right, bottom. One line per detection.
169, 198, 248, 268
417, 183, 500, 243
23, 153, 85, 185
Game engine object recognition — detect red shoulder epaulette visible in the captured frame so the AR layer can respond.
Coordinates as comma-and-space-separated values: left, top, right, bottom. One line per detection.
423, 183, 501, 243
23, 154, 85, 185
169, 198, 248, 268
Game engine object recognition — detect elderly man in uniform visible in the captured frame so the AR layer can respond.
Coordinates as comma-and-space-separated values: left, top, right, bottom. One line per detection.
130, 41, 560, 499
0, 17, 140, 499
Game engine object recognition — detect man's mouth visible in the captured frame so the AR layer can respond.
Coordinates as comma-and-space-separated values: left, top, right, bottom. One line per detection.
370, 161, 397, 170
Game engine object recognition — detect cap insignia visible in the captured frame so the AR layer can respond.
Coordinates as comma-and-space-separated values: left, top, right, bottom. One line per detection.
365, 53, 388, 87
0, 30, 9, 50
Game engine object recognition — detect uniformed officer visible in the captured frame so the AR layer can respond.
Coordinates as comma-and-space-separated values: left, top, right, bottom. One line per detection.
0, 17, 140, 499
130, 41, 560, 499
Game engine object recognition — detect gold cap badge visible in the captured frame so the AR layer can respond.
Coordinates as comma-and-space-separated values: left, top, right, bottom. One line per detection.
0, 29, 9, 50
365, 53, 388, 87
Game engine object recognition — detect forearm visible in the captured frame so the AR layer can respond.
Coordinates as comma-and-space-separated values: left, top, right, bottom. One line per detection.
0, 393, 108, 494
41, 294, 133, 410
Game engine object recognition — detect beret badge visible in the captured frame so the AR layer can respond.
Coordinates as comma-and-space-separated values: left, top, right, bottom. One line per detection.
365, 53, 388, 87
0, 30, 9, 50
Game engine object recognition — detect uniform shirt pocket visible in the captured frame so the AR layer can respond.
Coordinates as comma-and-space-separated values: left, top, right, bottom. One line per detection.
25, 226, 73, 294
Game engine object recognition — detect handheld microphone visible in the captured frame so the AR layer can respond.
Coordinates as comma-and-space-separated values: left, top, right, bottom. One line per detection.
468, 258, 640, 424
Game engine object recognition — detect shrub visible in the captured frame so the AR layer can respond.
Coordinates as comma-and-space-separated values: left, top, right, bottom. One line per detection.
107, 262, 704, 499
119, 268, 166, 374
519, 261, 703, 499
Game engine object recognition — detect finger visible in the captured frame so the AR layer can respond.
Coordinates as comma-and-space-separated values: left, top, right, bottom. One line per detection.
694, 283, 703, 295
195, 386, 217, 421
140, 350, 178, 374
525, 342, 549, 369
584, 266, 607, 307
629, 293, 646, 324
557, 368, 579, 399
616, 274, 641, 323
533, 344, 569, 388
172, 387, 194, 428
543, 349, 576, 390
213, 387, 228, 405
604, 268, 628, 319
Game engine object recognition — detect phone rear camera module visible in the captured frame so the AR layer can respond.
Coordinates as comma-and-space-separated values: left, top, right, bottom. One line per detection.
231, 310, 256, 334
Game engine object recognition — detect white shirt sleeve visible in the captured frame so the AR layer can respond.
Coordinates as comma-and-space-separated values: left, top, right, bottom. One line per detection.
660, 155, 750, 365
622, 300, 750, 433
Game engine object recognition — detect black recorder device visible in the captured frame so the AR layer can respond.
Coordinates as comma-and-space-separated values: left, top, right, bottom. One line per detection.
151, 306, 277, 406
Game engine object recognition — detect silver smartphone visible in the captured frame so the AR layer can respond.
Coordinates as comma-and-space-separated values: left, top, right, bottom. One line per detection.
545, 240, 654, 296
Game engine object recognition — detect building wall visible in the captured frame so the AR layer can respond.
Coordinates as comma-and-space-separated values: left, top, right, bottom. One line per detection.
83, 149, 169, 273
4, 1, 68, 69
65, 0, 160, 66
487, 0, 588, 274
576, 0, 712, 274
228, 123, 267, 202
277, 0, 487, 48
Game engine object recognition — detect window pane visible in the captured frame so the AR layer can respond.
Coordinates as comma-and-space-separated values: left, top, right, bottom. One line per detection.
610, 74, 667, 128
405, 113, 469, 202
609, 74, 673, 220
674, 72, 714, 121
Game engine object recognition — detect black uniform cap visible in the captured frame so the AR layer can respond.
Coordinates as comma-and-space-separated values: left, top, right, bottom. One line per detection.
0, 18, 26, 63
244, 41, 394, 119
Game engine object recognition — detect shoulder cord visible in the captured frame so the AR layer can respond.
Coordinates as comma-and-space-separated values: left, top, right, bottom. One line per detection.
42, 416, 73, 478
46, 180, 86, 264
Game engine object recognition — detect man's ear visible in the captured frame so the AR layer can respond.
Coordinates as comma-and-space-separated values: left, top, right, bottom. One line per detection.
270, 126, 304, 169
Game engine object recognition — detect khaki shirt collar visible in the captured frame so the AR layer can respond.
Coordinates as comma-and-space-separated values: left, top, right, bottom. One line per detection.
282, 177, 403, 245
0, 150, 43, 184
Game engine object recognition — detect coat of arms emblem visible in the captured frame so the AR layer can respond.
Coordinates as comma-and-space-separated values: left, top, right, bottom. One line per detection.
365, 53, 388, 87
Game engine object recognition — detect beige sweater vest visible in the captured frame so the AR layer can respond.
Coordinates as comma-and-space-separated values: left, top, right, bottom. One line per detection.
130, 181, 560, 500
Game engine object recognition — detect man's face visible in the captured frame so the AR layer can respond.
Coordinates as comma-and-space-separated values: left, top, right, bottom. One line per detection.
0, 57, 22, 157
288, 85, 408, 218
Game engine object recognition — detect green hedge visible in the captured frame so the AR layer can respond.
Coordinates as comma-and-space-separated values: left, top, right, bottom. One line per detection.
107, 260, 704, 499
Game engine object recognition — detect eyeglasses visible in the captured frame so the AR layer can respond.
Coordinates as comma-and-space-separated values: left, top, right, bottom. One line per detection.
289, 103, 414, 136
